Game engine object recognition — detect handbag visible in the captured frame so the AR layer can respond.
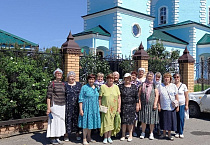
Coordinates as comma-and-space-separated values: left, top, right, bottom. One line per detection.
165, 87, 179, 108
99, 105, 108, 113
185, 109, 189, 119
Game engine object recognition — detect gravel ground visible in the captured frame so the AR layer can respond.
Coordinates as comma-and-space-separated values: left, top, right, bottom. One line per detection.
1, 113, 210, 145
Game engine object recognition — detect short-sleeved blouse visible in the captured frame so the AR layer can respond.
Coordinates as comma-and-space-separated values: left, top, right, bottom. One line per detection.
159, 83, 178, 110
177, 83, 188, 105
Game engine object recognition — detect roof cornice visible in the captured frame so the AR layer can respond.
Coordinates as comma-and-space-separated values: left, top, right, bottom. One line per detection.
82, 6, 155, 21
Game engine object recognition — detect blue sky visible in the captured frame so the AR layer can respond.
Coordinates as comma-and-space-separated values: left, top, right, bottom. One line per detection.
0, 0, 87, 49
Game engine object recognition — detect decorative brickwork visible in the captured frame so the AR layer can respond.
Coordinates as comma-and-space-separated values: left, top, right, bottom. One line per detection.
62, 32, 81, 82
178, 47, 195, 93
133, 42, 149, 76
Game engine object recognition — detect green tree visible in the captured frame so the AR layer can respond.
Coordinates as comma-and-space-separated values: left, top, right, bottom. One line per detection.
80, 55, 111, 83
147, 42, 180, 75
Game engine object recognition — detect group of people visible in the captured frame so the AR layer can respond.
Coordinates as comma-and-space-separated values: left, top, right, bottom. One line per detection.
46, 68, 189, 145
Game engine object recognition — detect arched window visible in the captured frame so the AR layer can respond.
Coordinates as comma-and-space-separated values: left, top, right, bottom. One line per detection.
96, 50, 104, 58
159, 7, 167, 25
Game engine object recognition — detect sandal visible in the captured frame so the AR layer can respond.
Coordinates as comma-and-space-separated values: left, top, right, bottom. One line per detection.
83, 141, 89, 145
168, 136, 174, 141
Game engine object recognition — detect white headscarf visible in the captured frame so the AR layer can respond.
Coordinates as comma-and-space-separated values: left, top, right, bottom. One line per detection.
154, 72, 162, 86
53, 68, 63, 76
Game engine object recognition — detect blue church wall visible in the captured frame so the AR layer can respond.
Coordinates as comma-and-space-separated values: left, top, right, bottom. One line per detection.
97, 46, 109, 56
179, 0, 201, 23
88, 0, 115, 14
121, 0, 148, 14
120, 13, 151, 56
95, 38, 109, 49
197, 48, 210, 60
75, 38, 94, 48
85, 13, 116, 50
153, 0, 174, 27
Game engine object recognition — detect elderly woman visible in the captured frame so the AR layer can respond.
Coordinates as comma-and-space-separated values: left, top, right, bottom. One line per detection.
94, 72, 105, 87
99, 73, 121, 144
159, 72, 179, 141
46, 68, 66, 144
137, 68, 146, 83
154, 72, 162, 88
119, 73, 139, 142
131, 71, 141, 89
113, 71, 122, 85
173, 73, 188, 139
139, 71, 159, 140
64, 71, 82, 142
78, 74, 101, 145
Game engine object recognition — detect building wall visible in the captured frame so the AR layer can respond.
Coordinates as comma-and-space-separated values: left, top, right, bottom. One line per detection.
87, 0, 115, 14
179, 0, 201, 23
206, 0, 210, 25
151, 0, 174, 27
75, 38, 93, 48
120, 13, 151, 56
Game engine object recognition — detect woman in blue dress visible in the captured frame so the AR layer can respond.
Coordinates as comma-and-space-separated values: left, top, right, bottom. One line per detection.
78, 74, 101, 145
64, 71, 82, 142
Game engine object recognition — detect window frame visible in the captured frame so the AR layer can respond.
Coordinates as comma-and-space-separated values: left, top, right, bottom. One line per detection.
158, 6, 168, 25
131, 23, 141, 37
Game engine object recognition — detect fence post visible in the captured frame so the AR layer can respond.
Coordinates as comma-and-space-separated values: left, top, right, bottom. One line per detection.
133, 42, 149, 77
178, 47, 195, 92
61, 31, 81, 82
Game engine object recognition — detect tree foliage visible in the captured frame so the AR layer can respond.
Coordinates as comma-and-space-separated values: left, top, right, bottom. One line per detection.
147, 42, 180, 75
0, 46, 62, 121
80, 55, 111, 83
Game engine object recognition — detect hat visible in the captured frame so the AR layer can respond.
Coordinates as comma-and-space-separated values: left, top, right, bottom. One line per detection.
138, 68, 145, 73
123, 73, 131, 78
67, 71, 76, 78
53, 68, 63, 76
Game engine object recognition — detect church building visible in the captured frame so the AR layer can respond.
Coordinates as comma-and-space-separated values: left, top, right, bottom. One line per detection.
73, 0, 210, 64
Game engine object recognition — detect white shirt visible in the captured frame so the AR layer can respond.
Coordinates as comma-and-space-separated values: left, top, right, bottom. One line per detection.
177, 83, 188, 106
159, 83, 178, 110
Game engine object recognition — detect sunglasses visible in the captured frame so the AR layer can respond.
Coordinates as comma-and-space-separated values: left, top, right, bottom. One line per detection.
174, 76, 179, 78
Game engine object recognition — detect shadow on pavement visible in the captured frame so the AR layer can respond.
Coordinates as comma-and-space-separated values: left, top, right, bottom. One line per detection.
31, 131, 48, 145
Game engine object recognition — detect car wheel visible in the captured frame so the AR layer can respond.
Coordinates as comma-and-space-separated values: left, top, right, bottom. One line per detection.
189, 101, 200, 118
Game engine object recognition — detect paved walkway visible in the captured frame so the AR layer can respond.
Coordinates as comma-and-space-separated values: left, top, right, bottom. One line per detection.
1, 113, 210, 145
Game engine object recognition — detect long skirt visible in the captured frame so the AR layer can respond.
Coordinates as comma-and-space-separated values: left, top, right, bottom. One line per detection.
160, 109, 177, 131
46, 103, 66, 138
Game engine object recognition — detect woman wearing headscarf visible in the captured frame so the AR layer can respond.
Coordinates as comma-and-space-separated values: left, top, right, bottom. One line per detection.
119, 73, 139, 142
99, 73, 121, 144
46, 68, 66, 144
159, 72, 179, 141
137, 68, 146, 84
139, 71, 159, 140
173, 73, 188, 139
64, 71, 82, 142
78, 74, 101, 145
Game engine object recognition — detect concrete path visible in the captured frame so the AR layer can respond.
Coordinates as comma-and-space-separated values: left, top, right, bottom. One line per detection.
1, 113, 210, 145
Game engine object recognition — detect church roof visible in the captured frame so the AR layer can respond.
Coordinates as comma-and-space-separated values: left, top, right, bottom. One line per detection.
73, 25, 111, 37
197, 33, 210, 45
0, 29, 38, 47
154, 20, 210, 30
147, 30, 188, 45
82, 6, 154, 19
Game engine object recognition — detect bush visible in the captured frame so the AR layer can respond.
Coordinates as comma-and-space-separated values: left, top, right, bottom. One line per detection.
0, 48, 61, 121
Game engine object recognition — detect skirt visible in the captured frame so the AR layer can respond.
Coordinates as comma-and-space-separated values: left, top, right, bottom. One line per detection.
160, 109, 177, 131
46, 103, 66, 138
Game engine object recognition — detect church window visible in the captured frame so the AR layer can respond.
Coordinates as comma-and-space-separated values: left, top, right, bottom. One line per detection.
160, 7, 167, 25
132, 24, 141, 37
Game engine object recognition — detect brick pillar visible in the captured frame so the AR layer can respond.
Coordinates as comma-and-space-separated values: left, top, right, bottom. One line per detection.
61, 31, 81, 82
133, 42, 149, 77
178, 47, 195, 92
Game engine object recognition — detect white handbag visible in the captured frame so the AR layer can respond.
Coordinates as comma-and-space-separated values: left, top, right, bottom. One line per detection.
99, 105, 108, 113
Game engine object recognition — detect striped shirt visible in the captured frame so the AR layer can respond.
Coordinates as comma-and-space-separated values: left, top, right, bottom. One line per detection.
47, 81, 65, 107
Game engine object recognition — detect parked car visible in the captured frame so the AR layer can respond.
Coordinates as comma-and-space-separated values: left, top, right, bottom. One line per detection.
189, 88, 210, 117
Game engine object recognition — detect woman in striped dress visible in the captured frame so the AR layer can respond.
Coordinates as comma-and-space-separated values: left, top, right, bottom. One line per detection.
139, 71, 159, 140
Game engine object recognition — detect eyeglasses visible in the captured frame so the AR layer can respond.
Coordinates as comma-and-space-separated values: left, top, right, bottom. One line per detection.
174, 76, 179, 78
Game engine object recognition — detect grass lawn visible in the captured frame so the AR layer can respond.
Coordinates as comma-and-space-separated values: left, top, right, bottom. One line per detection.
194, 84, 210, 92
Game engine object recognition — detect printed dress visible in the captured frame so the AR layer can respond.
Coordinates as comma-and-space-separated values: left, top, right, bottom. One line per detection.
78, 84, 101, 129
65, 82, 82, 134
119, 84, 138, 125
99, 84, 120, 136
139, 83, 159, 124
